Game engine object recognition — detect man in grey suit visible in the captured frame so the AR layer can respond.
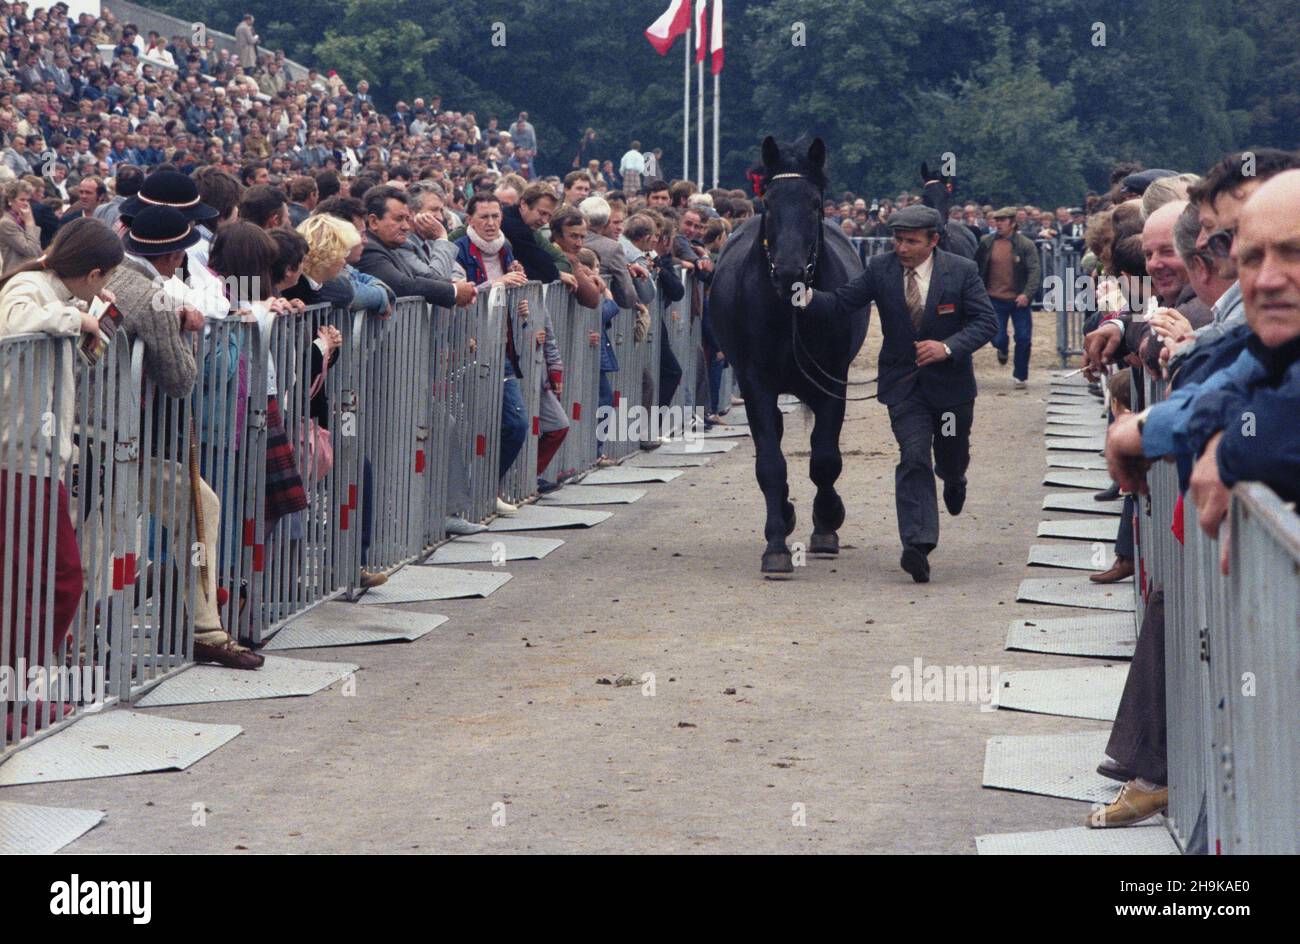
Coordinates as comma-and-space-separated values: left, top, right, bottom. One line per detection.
804, 205, 998, 582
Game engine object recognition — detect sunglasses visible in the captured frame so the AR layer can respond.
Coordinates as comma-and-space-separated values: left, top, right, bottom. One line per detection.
1206, 226, 1236, 259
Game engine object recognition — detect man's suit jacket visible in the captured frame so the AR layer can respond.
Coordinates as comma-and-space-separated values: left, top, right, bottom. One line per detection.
356, 234, 456, 308
807, 249, 998, 408
584, 231, 638, 309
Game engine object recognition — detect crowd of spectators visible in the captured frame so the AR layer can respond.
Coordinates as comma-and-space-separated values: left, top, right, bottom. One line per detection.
1063, 150, 1300, 837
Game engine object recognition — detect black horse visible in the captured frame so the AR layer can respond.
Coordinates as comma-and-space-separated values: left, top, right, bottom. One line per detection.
709, 137, 869, 576
920, 161, 978, 260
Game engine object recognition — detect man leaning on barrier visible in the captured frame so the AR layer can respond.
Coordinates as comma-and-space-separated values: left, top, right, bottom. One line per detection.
1093, 169, 1300, 830
109, 207, 263, 670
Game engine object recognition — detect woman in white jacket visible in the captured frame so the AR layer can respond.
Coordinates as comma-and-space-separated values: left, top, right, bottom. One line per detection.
0, 218, 123, 736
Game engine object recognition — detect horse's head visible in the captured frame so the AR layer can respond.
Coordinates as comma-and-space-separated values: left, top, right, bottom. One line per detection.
920, 160, 954, 219
760, 135, 827, 299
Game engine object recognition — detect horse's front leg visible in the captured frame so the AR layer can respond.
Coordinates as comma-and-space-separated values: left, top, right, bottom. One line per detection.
737, 373, 795, 576
808, 390, 847, 555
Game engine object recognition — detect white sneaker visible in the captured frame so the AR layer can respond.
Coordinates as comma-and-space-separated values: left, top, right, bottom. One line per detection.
445, 516, 487, 535
496, 497, 518, 516
1013, 378, 1028, 390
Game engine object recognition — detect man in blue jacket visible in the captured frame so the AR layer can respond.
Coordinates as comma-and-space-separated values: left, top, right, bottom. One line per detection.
804, 205, 998, 582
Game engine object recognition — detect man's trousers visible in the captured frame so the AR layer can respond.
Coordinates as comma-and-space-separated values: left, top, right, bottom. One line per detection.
885, 395, 974, 553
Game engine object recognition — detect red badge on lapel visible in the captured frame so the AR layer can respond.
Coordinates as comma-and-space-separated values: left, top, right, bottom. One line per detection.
937, 303, 956, 315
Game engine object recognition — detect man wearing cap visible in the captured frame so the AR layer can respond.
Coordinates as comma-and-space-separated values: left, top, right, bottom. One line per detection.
802, 204, 999, 582
975, 207, 1041, 388
109, 206, 262, 670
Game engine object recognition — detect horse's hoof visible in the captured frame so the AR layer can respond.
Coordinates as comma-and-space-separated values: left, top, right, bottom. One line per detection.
762, 550, 794, 577
809, 530, 839, 555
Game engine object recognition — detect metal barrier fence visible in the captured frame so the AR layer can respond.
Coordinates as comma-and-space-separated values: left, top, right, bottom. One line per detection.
2, 272, 711, 757
1135, 375, 1299, 854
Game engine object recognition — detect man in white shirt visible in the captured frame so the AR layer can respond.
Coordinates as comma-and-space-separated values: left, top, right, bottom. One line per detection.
619, 140, 646, 195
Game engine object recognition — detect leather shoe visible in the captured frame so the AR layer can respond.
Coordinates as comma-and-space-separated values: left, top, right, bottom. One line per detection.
1094, 483, 1121, 501
360, 570, 388, 589
1087, 781, 1168, 828
193, 639, 264, 670
1090, 556, 1134, 583
1097, 756, 1136, 782
900, 546, 930, 583
943, 480, 966, 516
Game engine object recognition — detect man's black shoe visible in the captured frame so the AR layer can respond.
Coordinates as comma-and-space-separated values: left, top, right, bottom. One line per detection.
900, 546, 930, 583
996, 349, 1008, 366
1094, 483, 1121, 502
536, 478, 562, 494
943, 480, 967, 516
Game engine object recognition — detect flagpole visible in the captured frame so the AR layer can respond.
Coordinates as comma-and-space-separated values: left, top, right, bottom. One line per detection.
712, 72, 719, 188
696, 57, 704, 188
683, 27, 690, 183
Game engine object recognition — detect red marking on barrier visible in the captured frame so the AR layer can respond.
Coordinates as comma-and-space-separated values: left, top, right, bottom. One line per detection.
112, 557, 125, 591
348, 484, 358, 510
340, 504, 350, 530
475, 434, 486, 457
415, 449, 426, 473
572, 401, 582, 420
613, 390, 621, 407
243, 518, 256, 547
253, 544, 265, 573
532, 416, 540, 436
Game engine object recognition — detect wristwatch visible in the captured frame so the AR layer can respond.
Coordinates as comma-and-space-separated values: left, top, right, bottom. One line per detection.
942, 343, 952, 358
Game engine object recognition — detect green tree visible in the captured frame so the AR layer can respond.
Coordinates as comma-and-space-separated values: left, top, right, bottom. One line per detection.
911, 23, 1085, 205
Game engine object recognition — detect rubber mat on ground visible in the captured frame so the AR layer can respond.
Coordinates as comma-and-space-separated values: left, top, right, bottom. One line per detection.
486, 505, 612, 530
1027, 543, 1115, 571
1017, 576, 1134, 611
1006, 614, 1136, 658
263, 602, 447, 650
0, 712, 242, 785
0, 801, 105, 854
996, 664, 1129, 720
134, 655, 358, 707
982, 730, 1116, 803
425, 533, 563, 564
355, 566, 511, 603
976, 822, 1176, 855
1038, 518, 1120, 541
538, 485, 646, 505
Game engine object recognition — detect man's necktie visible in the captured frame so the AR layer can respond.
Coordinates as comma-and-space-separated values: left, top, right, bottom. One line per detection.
906, 268, 923, 332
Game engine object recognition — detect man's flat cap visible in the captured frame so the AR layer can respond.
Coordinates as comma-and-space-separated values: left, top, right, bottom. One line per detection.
992, 206, 1018, 219
887, 205, 943, 230
1121, 169, 1177, 194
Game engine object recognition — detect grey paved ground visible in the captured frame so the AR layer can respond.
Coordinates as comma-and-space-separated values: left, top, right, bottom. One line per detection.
3, 312, 1114, 853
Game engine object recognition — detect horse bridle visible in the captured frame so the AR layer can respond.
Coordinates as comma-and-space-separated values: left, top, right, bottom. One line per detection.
757, 170, 902, 402
761, 171, 823, 284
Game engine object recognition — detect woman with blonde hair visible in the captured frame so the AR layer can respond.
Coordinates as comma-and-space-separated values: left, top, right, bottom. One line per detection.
0, 178, 42, 274
287, 213, 361, 308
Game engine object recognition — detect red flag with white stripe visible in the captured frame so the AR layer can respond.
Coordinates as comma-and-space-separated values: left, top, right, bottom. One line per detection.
645, 0, 691, 56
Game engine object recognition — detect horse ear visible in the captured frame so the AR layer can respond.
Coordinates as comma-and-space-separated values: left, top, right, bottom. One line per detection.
761, 136, 780, 169
808, 137, 826, 171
